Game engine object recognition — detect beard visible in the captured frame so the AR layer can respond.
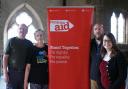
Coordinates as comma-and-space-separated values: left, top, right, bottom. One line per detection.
95, 35, 103, 41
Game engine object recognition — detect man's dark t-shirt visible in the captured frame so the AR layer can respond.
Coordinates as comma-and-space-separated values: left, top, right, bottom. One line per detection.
28, 45, 48, 84
5, 37, 33, 70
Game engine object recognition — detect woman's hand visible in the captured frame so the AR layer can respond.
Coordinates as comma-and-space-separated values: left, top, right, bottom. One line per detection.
24, 81, 28, 89
3, 72, 9, 83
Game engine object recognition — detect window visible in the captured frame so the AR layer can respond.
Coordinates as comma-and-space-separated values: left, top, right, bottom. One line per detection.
111, 12, 125, 44
8, 12, 37, 43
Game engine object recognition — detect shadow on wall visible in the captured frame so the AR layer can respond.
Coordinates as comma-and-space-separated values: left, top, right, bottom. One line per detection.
124, 51, 128, 63
118, 44, 128, 63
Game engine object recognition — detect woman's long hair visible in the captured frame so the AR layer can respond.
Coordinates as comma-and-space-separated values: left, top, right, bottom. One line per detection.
100, 32, 119, 58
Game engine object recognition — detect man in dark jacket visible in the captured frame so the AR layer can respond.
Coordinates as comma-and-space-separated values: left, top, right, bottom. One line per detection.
90, 23, 104, 89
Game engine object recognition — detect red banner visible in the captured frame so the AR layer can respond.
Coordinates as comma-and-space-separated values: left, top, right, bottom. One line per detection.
48, 7, 94, 89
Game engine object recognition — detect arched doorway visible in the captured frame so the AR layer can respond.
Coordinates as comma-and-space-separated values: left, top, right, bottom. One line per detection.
1, 3, 44, 88
3, 3, 44, 49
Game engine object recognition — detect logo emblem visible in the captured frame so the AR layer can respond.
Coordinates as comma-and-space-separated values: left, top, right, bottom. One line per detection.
50, 20, 74, 32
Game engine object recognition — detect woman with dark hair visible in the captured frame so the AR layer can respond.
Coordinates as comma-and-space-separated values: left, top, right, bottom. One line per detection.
98, 32, 127, 89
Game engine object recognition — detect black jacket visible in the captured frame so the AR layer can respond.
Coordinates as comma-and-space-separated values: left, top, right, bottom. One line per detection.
98, 51, 127, 89
90, 38, 102, 80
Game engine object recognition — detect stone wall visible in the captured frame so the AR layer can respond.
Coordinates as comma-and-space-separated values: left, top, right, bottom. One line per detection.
0, 0, 128, 59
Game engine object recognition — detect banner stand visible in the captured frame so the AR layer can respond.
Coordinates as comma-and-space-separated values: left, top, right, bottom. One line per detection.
48, 6, 94, 89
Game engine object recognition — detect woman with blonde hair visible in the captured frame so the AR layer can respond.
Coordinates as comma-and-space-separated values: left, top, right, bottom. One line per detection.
24, 29, 48, 89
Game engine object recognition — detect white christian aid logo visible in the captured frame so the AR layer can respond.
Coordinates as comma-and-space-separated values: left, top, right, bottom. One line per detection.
50, 20, 74, 32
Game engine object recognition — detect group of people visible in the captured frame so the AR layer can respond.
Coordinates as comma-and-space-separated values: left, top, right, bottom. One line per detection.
90, 23, 127, 89
3, 24, 48, 89
2, 23, 127, 89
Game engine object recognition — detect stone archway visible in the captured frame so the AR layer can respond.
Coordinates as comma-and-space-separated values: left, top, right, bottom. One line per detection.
3, 3, 44, 49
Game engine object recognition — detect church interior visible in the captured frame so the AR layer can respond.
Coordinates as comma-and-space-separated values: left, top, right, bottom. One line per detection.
0, 0, 128, 88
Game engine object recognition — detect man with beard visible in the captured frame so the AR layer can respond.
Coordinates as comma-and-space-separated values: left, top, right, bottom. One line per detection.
90, 23, 104, 89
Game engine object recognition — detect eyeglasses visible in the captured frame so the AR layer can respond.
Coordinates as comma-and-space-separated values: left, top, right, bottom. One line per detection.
103, 40, 111, 43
